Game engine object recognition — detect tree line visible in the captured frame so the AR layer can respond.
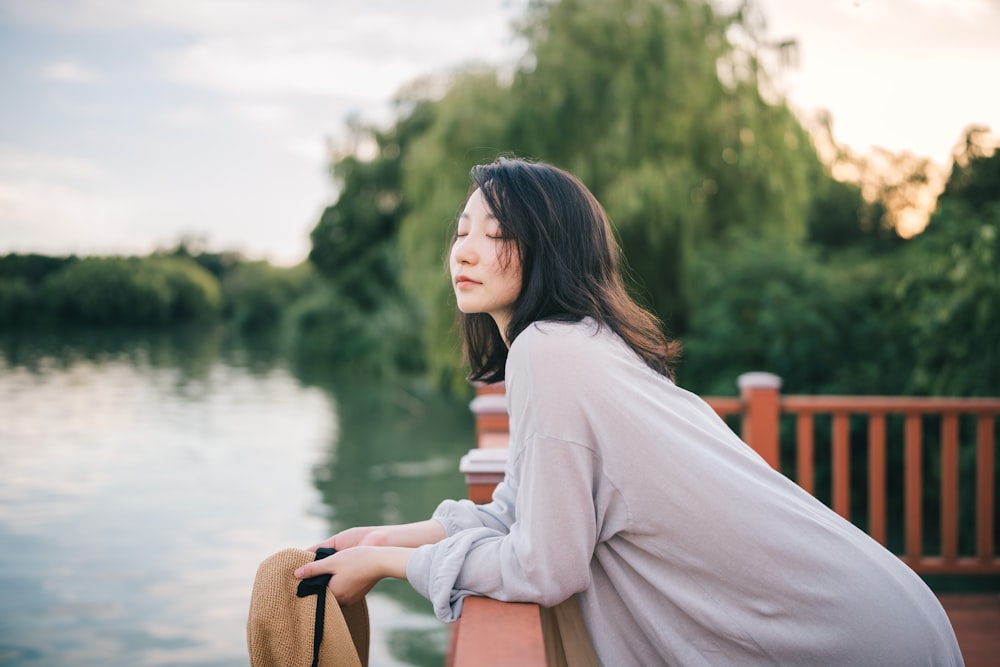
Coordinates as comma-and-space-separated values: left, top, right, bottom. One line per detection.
1, 0, 997, 398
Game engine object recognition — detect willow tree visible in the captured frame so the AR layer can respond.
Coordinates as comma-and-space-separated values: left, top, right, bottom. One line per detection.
390, 0, 826, 387
396, 69, 517, 388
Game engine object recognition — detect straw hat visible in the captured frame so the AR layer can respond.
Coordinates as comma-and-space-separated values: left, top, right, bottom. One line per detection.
248, 547, 370, 667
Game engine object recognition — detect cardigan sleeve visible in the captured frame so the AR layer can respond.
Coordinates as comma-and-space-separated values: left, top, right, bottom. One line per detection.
406, 431, 601, 622
406, 322, 611, 622
429, 476, 519, 537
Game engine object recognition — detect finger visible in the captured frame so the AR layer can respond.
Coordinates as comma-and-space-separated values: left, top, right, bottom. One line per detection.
293, 558, 335, 580
305, 536, 337, 553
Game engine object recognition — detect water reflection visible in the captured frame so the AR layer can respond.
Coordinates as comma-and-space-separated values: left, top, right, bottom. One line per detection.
0, 329, 474, 666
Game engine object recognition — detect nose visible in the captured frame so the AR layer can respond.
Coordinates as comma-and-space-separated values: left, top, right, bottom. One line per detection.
451, 235, 477, 265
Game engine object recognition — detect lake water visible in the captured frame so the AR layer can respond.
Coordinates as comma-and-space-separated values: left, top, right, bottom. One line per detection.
0, 329, 475, 667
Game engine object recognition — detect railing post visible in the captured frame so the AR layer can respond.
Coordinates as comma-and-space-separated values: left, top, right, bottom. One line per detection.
469, 382, 510, 449
737, 372, 783, 469
459, 448, 507, 503
461, 383, 509, 502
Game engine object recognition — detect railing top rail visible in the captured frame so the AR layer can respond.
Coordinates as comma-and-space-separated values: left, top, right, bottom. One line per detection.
779, 395, 1000, 413
705, 397, 743, 415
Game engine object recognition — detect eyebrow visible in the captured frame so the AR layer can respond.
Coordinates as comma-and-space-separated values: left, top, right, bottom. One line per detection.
458, 211, 498, 221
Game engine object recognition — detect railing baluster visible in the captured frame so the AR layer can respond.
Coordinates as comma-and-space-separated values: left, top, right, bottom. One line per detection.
941, 414, 959, 562
905, 413, 923, 565
832, 412, 850, 520
868, 413, 887, 546
977, 414, 995, 563
796, 412, 814, 494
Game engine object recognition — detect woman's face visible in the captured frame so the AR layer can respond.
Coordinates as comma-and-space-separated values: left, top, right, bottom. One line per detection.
450, 188, 522, 336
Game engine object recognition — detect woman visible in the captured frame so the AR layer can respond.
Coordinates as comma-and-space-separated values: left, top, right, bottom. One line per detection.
295, 157, 963, 665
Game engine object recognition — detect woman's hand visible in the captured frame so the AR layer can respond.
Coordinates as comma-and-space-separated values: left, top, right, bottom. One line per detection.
294, 546, 413, 606
307, 519, 446, 552
307, 526, 390, 553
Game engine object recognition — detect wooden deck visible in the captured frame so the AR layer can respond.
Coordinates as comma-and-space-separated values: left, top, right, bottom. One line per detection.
940, 593, 1000, 667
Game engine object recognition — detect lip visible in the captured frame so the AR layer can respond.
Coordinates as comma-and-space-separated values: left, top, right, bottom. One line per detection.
454, 274, 480, 288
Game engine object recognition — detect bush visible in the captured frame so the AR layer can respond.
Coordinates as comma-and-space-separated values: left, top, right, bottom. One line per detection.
154, 256, 223, 321
0, 277, 35, 325
0, 253, 76, 286
286, 285, 425, 378
39, 256, 221, 326
221, 261, 314, 333
680, 234, 900, 395
895, 199, 1000, 395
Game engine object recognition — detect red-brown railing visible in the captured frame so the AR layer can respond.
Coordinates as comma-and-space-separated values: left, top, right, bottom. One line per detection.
734, 373, 999, 574
450, 374, 1000, 665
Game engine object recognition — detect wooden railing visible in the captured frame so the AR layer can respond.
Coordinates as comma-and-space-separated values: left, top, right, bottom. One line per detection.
450, 373, 1000, 665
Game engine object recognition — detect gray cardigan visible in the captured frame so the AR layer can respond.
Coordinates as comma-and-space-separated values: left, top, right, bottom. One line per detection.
407, 319, 963, 665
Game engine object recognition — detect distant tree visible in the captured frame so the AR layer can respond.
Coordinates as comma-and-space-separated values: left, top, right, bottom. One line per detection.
220, 260, 314, 333
681, 232, 909, 395
939, 125, 1000, 214
305, 105, 440, 376
0, 253, 76, 286
808, 110, 944, 242
395, 70, 517, 388
0, 253, 78, 325
894, 128, 999, 395
38, 256, 220, 327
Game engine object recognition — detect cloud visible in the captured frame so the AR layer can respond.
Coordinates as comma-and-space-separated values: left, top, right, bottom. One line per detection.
0, 149, 163, 256
160, 6, 519, 105
0, 143, 331, 264
1, 1, 524, 264
0, 150, 108, 182
40, 60, 103, 83
156, 105, 214, 128
9, 0, 520, 100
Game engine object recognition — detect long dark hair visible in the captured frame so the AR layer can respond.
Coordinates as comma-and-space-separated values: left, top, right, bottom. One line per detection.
457, 157, 681, 383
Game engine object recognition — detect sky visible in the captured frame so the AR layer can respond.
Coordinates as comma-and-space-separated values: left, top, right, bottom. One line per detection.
0, 0, 997, 266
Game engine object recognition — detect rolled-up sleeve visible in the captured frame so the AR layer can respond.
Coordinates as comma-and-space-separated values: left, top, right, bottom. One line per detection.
406, 431, 600, 622
406, 322, 612, 623
430, 475, 519, 536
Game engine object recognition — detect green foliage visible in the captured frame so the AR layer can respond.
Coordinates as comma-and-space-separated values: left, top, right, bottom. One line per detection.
0, 253, 76, 285
397, 71, 515, 390
504, 0, 823, 330
306, 98, 445, 378
376, 0, 827, 384
0, 254, 77, 326
806, 178, 900, 253
682, 135, 999, 398
685, 236, 854, 394
221, 260, 315, 334
888, 140, 1000, 395
311, 156, 399, 309
683, 238, 915, 396
894, 199, 999, 395
285, 284, 425, 378
0, 276, 35, 325
941, 126, 1000, 214
156, 237, 245, 280
38, 256, 221, 326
